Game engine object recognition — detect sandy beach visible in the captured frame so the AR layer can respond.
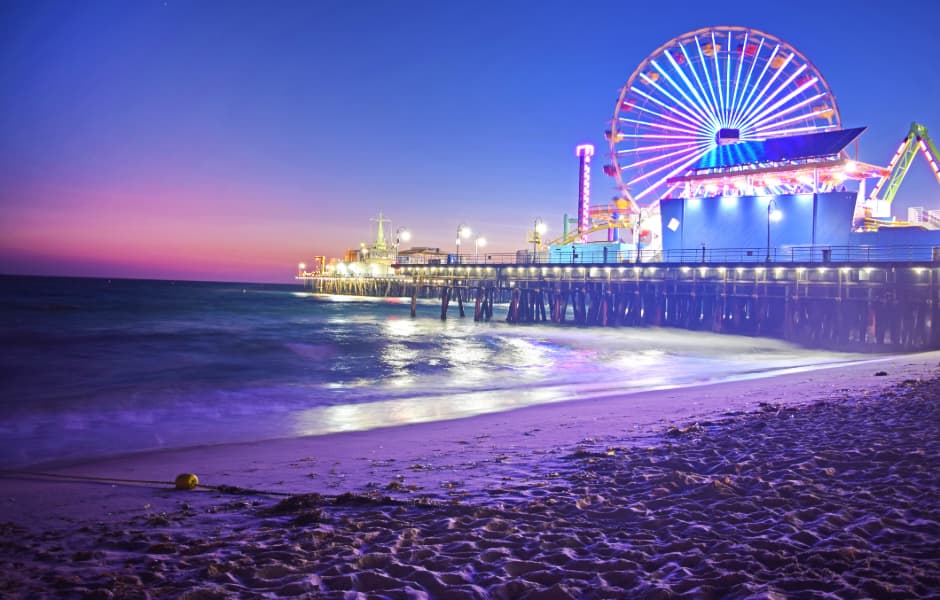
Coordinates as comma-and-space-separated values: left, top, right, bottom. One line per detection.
2, 352, 939, 598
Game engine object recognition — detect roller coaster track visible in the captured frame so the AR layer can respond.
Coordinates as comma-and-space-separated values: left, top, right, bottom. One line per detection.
868, 122, 940, 206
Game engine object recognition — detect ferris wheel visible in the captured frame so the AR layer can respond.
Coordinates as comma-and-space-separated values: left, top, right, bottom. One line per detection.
607, 26, 842, 204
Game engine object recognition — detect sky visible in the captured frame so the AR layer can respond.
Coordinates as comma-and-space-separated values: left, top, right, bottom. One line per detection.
1, 0, 939, 283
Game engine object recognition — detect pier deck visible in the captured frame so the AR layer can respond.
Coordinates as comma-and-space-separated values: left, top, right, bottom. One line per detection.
302, 251, 940, 352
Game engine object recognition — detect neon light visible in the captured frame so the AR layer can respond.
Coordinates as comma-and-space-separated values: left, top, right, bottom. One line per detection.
632, 146, 713, 199
739, 70, 814, 130
731, 44, 780, 129
724, 31, 732, 115
575, 144, 595, 158
627, 144, 710, 169
711, 31, 725, 118
749, 92, 826, 131
661, 182, 681, 199
621, 100, 710, 131
664, 49, 718, 125
639, 73, 711, 130
680, 43, 720, 120
615, 132, 701, 141
733, 54, 797, 128
577, 144, 593, 242
618, 117, 700, 136
729, 37, 764, 126
626, 142, 711, 186
614, 28, 841, 204
620, 107, 708, 135
728, 31, 747, 123
627, 144, 711, 188
616, 140, 708, 154
654, 57, 716, 126
630, 86, 701, 130
695, 37, 722, 120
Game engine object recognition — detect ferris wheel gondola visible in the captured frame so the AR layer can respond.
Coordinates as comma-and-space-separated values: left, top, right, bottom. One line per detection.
607, 26, 842, 204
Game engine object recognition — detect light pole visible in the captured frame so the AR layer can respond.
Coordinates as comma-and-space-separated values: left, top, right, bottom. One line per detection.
394, 227, 410, 263
533, 218, 547, 262
456, 224, 471, 264
298, 262, 306, 276
766, 198, 782, 262
474, 235, 487, 263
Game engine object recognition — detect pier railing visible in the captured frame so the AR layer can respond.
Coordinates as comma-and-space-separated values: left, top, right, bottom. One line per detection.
393, 244, 940, 266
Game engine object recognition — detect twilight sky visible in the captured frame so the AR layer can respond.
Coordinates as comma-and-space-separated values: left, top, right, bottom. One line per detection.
2, 0, 938, 283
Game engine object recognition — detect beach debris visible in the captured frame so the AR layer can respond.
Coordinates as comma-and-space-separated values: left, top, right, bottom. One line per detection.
875, 371, 888, 376
665, 423, 703, 437
174, 473, 199, 491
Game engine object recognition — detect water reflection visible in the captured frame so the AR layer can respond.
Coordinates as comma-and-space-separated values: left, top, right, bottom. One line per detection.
292, 386, 571, 437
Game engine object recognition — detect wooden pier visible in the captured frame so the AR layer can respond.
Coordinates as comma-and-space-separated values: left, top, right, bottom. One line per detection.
302, 260, 940, 352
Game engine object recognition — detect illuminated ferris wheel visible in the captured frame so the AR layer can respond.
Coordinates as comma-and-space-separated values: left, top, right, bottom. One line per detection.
607, 26, 842, 204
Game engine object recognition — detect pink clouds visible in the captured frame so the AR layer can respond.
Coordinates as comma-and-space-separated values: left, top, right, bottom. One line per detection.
0, 177, 349, 282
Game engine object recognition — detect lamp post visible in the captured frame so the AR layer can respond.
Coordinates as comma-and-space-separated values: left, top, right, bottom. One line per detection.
474, 235, 487, 263
533, 218, 547, 262
394, 227, 411, 263
766, 198, 782, 262
456, 224, 471, 264
298, 262, 306, 276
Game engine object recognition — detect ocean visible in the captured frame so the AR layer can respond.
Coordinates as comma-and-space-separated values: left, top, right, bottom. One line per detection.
0, 275, 869, 468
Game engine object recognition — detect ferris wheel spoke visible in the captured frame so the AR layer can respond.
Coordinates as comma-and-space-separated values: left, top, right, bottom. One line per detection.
729, 36, 765, 126
660, 182, 682, 199
623, 143, 711, 169
618, 117, 700, 136
616, 132, 701, 141
711, 32, 726, 119
733, 54, 797, 129
633, 146, 714, 201
638, 74, 713, 131
738, 68, 811, 131
616, 140, 711, 155
694, 37, 723, 122
664, 49, 720, 126
626, 142, 711, 186
732, 43, 779, 129
630, 86, 705, 131
624, 101, 712, 132
738, 63, 806, 128
679, 44, 721, 122
747, 92, 826, 132
651, 59, 715, 126
724, 31, 733, 116
727, 31, 748, 126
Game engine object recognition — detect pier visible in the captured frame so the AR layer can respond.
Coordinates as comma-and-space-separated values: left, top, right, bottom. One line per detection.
302, 247, 940, 353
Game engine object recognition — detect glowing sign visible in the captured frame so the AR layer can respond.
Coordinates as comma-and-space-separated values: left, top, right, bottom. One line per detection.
576, 144, 594, 242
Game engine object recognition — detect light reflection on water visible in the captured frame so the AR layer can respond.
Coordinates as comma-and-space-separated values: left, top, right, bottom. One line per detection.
0, 282, 882, 467
294, 386, 569, 436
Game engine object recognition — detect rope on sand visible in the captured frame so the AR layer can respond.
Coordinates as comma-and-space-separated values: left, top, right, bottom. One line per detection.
0, 470, 445, 507
0, 470, 294, 496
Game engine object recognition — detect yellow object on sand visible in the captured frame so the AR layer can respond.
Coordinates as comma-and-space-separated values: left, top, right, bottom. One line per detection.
174, 473, 199, 490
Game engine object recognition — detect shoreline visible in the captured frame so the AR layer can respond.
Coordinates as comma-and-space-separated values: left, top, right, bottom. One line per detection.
5, 350, 896, 475
1, 352, 939, 597
1, 352, 935, 525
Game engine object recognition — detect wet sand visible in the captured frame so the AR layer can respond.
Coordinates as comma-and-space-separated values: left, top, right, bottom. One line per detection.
1, 353, 938, 598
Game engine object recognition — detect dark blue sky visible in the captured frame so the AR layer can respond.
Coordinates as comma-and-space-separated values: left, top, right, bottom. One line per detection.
2, 0, 938, 281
